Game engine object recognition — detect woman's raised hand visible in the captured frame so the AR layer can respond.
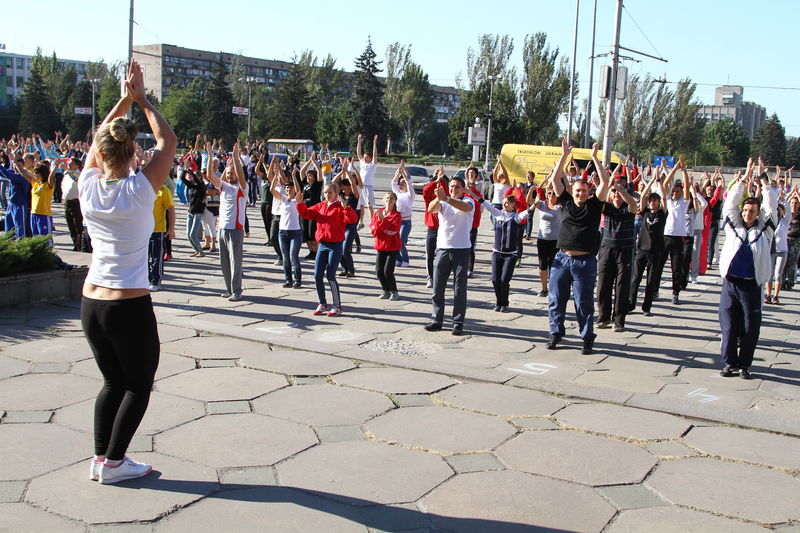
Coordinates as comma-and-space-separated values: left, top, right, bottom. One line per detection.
125, 59, 147, 106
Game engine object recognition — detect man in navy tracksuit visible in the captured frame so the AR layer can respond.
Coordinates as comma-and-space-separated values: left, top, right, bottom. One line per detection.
717, 159, 777, 380
0, 156, 32, 239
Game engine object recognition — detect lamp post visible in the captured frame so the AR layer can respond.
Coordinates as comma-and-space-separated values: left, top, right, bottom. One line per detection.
238, 76, 256, 140
484, 74, 502, 172
567, 0, 580, 143
88, 78, 100, 138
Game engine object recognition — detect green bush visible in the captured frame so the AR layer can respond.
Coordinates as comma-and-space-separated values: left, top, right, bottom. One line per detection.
0, 232, 59, 277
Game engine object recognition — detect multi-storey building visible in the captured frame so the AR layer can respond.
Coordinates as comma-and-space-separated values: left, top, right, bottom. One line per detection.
697, 85, 767, 140
132, 44, 460, 122
0, 51, 89, 108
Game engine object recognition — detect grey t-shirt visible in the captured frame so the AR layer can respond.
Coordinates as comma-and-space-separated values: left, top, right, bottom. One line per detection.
536, 201, 563, 240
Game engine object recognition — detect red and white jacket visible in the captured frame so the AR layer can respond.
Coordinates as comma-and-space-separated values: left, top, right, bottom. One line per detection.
297, 200, 358, 242
370, 208, 402, 252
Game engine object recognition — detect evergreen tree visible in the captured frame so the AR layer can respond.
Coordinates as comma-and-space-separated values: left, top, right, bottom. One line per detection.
201, 55, 236, 144
267, 62, 315, 139
786, 137, 800, 169
349, 39, 388, 146
67, 80, 93, 140
18, 49, 60, 136
750, 114, 786, 166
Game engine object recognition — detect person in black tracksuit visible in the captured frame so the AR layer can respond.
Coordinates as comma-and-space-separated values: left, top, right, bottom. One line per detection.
630, 173, 667, 315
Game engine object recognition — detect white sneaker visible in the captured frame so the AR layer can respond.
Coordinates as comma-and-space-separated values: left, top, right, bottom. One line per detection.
389, 292, 400, 301
426, 278, 432, 289
378, 291, 390, 299
221, 291, 232, 298
149, 284, 160, 292
89, 457, 102, 481
401, 261, 410, 267
228, 293, 242, 302
99, 456, 152, 484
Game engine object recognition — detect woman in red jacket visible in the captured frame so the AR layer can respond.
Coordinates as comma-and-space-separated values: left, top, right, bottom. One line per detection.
371, 191, 403, 300
297, 183, 358, 316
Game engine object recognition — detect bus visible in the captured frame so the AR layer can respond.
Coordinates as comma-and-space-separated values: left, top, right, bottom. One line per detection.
499, 144, 624, 183
266, 139, 315, 158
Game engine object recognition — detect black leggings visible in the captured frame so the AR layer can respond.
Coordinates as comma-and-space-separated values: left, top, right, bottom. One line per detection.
81, 295, 160, 460
376, 250, 399, 292
492, 252, 518, 306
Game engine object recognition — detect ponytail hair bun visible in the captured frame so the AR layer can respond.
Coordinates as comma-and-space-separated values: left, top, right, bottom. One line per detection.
109, 117, 137, 143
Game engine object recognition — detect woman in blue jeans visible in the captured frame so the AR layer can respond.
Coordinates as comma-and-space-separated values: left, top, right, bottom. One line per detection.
271, 165, 303, 287
182, 170, 207, 257
391, 162, 415, 266
334, 176, 361, 277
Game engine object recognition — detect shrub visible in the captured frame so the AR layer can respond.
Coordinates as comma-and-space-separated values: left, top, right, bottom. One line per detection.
0, 232, 59, 277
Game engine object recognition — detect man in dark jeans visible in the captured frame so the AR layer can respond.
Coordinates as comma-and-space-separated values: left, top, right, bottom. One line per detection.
422, 167, 448, 289
629, 173, 667, 316
658, 156, 691, 304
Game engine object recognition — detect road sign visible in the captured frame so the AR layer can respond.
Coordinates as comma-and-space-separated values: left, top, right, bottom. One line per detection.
74, 107, 93, 115
232, 106, 250, 116
467, 126, 486, 146
653, 156, 675, 168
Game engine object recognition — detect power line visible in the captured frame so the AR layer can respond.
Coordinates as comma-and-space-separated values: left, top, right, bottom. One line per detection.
622, 5, 663, 60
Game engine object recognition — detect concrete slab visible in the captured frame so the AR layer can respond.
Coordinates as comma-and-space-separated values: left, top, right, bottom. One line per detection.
198, 359, 238, 367
156, 412, 316, 468
458, 335, 534, 354
0, 503, 85, 532
444, 453, 505, 474
645, 441, 696, 458
218, 465, 276, 486
596, 483, 667, 509
511, 417, 560, 431
207, 400, 251, 415
575, 370, 665, 394
160, 336, 269, 360
0, 355, 30, 379
676, 367, 763, 391
0, 373, 96, 411
29, 361, 71, 374
683, 426, 800, 470
554, 403, 692, 440
69, 353, 197, 382
390, 394, 434, 407
2, 410, 53, 423
646, 458, 800, 523
239, 349, 355, 376
496, 430, 658, 486
155, 367, 288, 401
435, 382, 566, 417
314, 425, 364, 443
252, 384, 394, 426
0, 481, 26, 502
1, 336, 94, 363
419, 470, 616, 533
277, 441, 452, 505
155, 486, 368, 532
154, 323, 197, 343
25, 452, 218, 524
607, 506, 767, 532
333, 367, 456, 394
0, 423, 87, 480
366, 406, 516, 454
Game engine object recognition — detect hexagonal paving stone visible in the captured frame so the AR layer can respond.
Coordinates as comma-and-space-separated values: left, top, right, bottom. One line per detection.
54, 391, 204, 435
156, 487, 368, 532
684, 426, 800, 471
458, 335, 534, 354
608, 506, 767, 532
646, 458, 800, 524
239, 350, 355, 376
156, 413, 317, 468
435, 382, 566, 417
575, 370, 665, 394
0, 373, 97, 411
277, 441, 452, 505
419, 470, 616, 533
496, 431, 657, 486
554, 403, 692, 441
156, 367, 287, 401
160, 336, 269, 360
333, 367, 456, 394
25, 452, 217, 524
0, 355, 30, 379
1, 336, 94, 363
155, 324, 198, 343
252, 384, 393, 426
366, 406, 515, 454
0, 423, 87, 480
71, 352, 196, 382
0, 503, 85, 532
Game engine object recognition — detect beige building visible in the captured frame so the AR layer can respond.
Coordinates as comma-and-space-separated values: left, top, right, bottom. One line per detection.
697, 85, 766, 140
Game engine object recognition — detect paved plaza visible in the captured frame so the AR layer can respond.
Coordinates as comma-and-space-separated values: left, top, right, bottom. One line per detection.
1, 169, 799, 532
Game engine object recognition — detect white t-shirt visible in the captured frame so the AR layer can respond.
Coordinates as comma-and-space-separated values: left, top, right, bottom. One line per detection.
61, 170, 80, 201
79, 167, 156, 289
359, 160, 377, 186
391, 180, 415, 218
278, 199, 301, 230
437, 196, 474, 249
218, 180, 246, 230
774, 214, 789, 253
664, 197, 689, 237
491, 183, 510, 204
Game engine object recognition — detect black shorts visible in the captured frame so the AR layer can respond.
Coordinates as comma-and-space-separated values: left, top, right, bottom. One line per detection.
537, 239, 558, 270
301, 217, 317, 242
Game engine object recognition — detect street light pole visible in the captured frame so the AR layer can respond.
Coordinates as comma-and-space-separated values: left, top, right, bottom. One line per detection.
567, 0, 580, 143
247, 83, 252, 141
484, 74, 502, 172
584, 0, 598, 148
89, 79, 99, 137
602, 0, 623, 167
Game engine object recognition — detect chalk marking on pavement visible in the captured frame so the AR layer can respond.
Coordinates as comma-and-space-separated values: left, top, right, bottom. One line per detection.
506, 362, 558, 376
687, 388, 720, 403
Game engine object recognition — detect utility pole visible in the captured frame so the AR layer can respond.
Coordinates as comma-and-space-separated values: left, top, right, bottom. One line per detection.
584, 0, 598, 148
127, 0, 134, 120
567, 0, 580, 144
602, 0, 623, 167
89, 79, 100, 137
484, 74, 502, 172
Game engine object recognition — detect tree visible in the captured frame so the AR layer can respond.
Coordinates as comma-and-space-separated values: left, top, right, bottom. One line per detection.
700, 118, 750, 166
750, 114, 786, 166
315, 102, 351, 150
653, 78, 704, 156
267, 61, 315, 139
131, 92, 159, 135
383, 42, 411, 152
202, 55, 236, 144
349, 39, 388, 145
786, 137, 800, 168
18, 49, 60, 136
465, 34, 515, 90
41, 52, 77, 130
66, 80, 93, 140
519, 32, 571, 145
160, 77, 208, 141
97, 70, 122, 120
396, 62, 434, 154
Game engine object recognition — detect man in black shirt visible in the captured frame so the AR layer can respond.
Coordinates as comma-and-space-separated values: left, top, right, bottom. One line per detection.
547, 141, 610, 354
596, 180, 638, 331
629, 174, 668, 315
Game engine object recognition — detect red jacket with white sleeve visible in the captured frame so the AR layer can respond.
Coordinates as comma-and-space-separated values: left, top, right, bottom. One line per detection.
297, 200, 358, 242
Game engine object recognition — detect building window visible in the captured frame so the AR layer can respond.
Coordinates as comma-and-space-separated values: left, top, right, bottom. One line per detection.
16, 58, 24, 69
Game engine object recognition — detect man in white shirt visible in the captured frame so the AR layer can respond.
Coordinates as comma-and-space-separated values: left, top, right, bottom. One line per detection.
357, 133, 378, 219
425, 176, 474, 335
658, 156, 691, 304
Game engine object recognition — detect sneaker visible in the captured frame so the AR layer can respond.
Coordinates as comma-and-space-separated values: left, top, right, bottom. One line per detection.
327, 306, 342, 317
89, 457, 102, 481
500, 306, 509, 313
292, 281, 302, 289
424, 322, 443, 332
537, 290, 548, 297
671, 294, 680, 305
581, 334, 597, 355
691, 275, 698, 284
99, 456, 152, 484
426, 278, 433, 289
642, 309, 653, 317
228, 294, 242, 302
345, 272, 356, 278
401, 261, 410, 267
546, 334, 562, 350
596, 320, 611, 329
613, 324, 625, 332
720, 365, 737, 377
467, 271, 474, 279
740, 368, 752, 380
313, 304, 329, 315
220, 291, 232, 298
452, 324, 464, 336
516, 258, 522, 267
357, 222, 364, 231
163, 253, 172, 261
493, 305, 501, 312
378, 291, 390, 299
149, 284, 160, 292
282, 281, 294, 288
389, 292, 400, 301
273, 259, 283, 266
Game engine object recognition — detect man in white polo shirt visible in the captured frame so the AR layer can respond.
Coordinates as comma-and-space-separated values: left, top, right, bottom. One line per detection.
425, 176, 474, 335
659, 155, 690, 305
357, 133, 378, 219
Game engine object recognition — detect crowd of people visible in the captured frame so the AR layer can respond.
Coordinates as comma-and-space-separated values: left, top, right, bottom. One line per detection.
0, 60, 797, 485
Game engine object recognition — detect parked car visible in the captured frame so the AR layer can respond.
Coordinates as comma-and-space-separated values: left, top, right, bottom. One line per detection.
453, 168, 491, 198
404, 165, 432, 194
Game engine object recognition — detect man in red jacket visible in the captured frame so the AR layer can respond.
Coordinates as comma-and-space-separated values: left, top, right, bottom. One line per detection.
422, 166, 449, 288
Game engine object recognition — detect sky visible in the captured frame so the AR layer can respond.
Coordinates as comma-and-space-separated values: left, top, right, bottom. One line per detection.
4, 0, 800, 137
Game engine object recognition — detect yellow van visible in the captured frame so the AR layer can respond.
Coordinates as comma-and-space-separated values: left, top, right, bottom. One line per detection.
499, 144, 624, 184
